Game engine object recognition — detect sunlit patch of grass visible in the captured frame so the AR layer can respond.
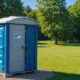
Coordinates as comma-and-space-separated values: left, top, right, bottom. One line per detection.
38, 41, 80, 80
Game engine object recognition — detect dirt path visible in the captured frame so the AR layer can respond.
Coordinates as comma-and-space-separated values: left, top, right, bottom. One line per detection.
0, 70, 53, 80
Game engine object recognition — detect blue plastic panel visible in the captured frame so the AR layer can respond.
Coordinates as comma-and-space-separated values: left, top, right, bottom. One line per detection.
0, 26, 4, 72
25, 25, 38, 71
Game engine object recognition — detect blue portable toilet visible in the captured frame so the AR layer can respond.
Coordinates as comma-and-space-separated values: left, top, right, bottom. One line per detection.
0, 16, 38, 77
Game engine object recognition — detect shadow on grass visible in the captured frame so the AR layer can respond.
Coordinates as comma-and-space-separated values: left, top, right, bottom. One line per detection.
38, 42, 48, 45
49, 71, 80, 80
58, 43, 80, 47
38, 45, 51, 48
38, 42, 51, 48
38, 41, 80, 47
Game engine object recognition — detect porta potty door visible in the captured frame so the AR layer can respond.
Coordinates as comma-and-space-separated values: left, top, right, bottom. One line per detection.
9, 25, 25, 73
25, 26, 37, 71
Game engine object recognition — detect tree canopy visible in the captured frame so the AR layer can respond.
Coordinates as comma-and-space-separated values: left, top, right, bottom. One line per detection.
68, 0, 80, 42
0, 0, 25, 17
0, 0, 4, 17
37, 0, 68, 44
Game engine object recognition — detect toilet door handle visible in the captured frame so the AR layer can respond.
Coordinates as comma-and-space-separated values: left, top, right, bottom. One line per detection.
22, 45, 25, 49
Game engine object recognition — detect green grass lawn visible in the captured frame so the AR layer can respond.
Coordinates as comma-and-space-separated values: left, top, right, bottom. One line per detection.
38, 41, 80, 80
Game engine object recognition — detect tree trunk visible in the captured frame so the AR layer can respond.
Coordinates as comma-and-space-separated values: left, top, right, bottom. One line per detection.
54, 31, 58, 45
51, 38, 53, 42
70, 37, 72, 43
54, 36, 58, 45
51, 37, 54, 43
63, 38, 67, 43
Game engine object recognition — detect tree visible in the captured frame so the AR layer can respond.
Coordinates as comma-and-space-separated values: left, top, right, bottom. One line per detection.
4, 0, 25, 16
37, 0, 67, 44
24, 5, 32, 16
27, 10, 37, 20
24, 6, 37, 20
68, 0, 80, 42
0, 0, 4, 17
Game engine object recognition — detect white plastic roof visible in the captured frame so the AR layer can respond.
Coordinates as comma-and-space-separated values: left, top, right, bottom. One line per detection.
0, 16, 37, 25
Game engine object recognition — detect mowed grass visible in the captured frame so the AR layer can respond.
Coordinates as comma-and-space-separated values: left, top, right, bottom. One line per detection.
38, 41, 80, 80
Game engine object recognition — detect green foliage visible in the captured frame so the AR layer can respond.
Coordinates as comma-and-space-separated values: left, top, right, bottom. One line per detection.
37, 0, 80, 43
5, 0, 25, 16
27, 10, 37, 20
37, 0, 67, 44
24, 6, 37, 20
24, 5, 38, 20
68, 0, 80, 16
24, 5, 32, 16
68, 0, 80, 42
0, 0, 25, 17
0, 0, 4, 17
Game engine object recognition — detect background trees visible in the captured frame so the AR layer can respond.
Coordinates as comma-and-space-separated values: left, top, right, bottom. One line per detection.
68, 0, 80, 43
5, 0, 24, 16
36, 0, 68, 44
24, 5, 32, 17
0, 0, 24, 17
0, 0, 4, 17
36, 0, 80, 44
